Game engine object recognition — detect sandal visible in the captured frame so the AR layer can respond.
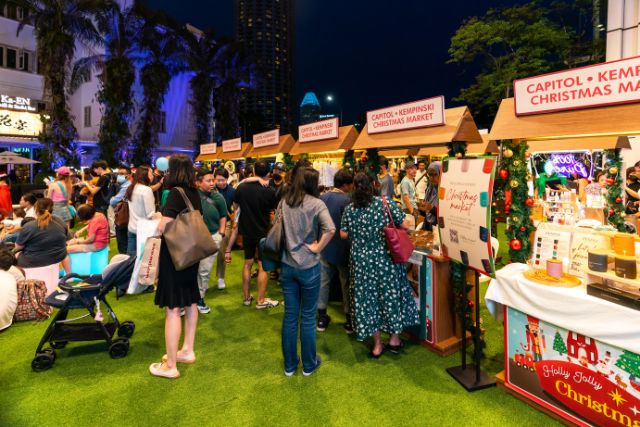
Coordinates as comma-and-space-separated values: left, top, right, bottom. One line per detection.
149, 362, 180, 379
387, 341, 405, 354
161, 352, 196, 364
368, 347, 385, 359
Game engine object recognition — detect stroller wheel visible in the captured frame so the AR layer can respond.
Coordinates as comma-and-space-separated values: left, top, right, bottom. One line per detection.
118, 321, 135, 338
42, 348, 57, 361
50, 341, 68, 350
32, 351, 55, 372
109, 338, 130, 359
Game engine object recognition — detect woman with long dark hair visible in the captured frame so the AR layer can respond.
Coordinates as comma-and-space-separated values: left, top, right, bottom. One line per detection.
340, 172, 419, 358
280, 167, 335, 376
126, 165, 155, 254
150, 154, 203, 379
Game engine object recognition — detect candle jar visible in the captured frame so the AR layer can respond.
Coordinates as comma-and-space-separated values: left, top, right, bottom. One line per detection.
546, 258, 564, 278
615, 255, 637, 279
588, 250, 609, 272
614, 234, 636, 257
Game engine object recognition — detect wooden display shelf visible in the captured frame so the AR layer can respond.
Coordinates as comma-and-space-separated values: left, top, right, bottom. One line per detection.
585, 268, 640, 288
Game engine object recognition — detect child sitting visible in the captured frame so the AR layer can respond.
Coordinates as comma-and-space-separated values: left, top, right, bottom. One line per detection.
0, 207, 27, 244
67, 204, 110, 253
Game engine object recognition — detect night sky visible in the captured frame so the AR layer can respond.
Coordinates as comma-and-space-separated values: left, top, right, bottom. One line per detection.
146, 0, 529, 127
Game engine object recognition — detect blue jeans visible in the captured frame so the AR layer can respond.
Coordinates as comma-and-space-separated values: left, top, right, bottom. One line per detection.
127, 232, 137, 256
281, 263, 321, 373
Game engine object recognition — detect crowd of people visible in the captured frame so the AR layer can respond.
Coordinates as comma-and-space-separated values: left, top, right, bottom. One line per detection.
1, 154, 444, 380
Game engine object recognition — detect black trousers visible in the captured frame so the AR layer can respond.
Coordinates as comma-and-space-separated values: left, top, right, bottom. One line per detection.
115, 225, 129, 254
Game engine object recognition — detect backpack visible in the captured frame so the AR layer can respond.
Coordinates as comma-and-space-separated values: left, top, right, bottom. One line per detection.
14, 279, 52, 321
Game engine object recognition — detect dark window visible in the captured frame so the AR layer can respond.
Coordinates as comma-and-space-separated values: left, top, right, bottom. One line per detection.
20, 51, 29, 71
6, 3, 17, 20
0, 47, 3, 67
84, 106, 91, 127
6, 48, 17, 69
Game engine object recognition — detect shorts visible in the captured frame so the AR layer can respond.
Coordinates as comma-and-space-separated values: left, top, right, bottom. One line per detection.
243, 236, 262, 261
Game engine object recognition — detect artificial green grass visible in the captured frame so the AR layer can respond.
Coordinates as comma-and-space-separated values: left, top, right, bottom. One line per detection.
0, 235, 560, 427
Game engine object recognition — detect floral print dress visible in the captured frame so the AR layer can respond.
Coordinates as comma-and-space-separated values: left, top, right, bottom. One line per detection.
341, 196, 419, 341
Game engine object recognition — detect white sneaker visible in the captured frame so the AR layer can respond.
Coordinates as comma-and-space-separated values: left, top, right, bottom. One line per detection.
217, 279, 226, 290
256, 298, 279, 310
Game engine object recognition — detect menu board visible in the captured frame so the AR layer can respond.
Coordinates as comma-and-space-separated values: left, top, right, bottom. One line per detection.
568, 230, 611, 277
438, 157, 496, 276
532, 223, 572, 269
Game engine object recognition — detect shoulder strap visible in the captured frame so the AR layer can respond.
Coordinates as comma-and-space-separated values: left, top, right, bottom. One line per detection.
381, 197, 394, 227
56, 181, 67, 198
175, 187, 195, 212
415, 174, 427, 185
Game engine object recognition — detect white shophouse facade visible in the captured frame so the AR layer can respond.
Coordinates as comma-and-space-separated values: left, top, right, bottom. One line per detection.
0, 0, 198, 178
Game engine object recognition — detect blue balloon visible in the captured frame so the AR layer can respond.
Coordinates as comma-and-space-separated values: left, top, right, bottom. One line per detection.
156, 157, 169, 172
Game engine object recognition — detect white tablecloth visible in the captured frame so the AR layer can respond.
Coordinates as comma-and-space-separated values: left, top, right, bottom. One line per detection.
485, 263, 640, 354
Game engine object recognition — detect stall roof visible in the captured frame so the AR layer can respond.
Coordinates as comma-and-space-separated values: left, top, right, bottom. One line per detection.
379, 148, 419, 158
196, 151, 218, 162
488, 97, 640, 142
290, 125, 358, 155
219, 142, 252, 160
352, 106, 483, 151
248, 134, 296, 158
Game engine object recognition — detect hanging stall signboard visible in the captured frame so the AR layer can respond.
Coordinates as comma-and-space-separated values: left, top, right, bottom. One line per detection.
253, 129, 280, 148
222, 138, 242, 153
298, 117, 339, 143
366, 96, 445, 134
514, 55, 640, 116
438, 157, 496, 276
199, 143, 217, 155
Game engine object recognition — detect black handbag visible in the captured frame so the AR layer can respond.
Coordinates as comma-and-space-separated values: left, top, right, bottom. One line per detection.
262, 202, 285, 258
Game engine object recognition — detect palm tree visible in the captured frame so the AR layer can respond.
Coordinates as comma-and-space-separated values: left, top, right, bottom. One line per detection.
214, 44, 256, 140
130, 6, 181, 166
70, 0, 140, 165
177, 28, 228, 150
17, 0, 102, 167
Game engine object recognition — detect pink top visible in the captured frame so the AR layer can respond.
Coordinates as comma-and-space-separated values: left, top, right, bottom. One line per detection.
50, 182, 68, 202
88, 212, 109, 249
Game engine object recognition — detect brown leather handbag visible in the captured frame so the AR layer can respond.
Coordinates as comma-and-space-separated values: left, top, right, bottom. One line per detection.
163, 187, 218, 271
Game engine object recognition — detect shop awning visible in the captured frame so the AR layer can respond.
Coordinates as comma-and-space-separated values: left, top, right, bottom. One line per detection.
352, 106, 483, 151
488, 97, 640, 142
248, 134, 296, 158
196, 152, 219, 162
290, 126, 358, 156
378, 148, 419, 158
219, 142, 252, 160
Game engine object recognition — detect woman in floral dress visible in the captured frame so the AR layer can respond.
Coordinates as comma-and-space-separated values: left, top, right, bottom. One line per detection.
340, 173, 419, 358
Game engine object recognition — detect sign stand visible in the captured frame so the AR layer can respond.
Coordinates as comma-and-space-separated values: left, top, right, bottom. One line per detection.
446, 267, 496, 391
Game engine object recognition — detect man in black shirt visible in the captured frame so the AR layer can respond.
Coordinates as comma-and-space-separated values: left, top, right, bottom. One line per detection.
84, 160, 112, 216
226, 161, 279, 309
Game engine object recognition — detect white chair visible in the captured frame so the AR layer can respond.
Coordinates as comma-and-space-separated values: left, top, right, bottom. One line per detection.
23, 263, 60, 296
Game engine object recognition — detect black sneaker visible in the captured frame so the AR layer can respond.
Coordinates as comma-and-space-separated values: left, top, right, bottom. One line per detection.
317, 314, 331, 332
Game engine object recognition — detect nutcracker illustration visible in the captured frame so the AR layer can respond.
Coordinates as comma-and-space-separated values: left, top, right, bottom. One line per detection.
521, 315, 546, 363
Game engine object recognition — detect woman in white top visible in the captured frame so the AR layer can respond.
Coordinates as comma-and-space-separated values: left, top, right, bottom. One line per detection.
126, 165, 156, 254
0, 248, 20, 331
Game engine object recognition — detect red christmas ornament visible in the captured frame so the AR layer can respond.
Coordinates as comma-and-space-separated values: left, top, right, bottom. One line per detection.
616, 197, 622, 204
525, 198, 534, 207
361, 155, 368, 163
609, 209, 615, 216
467, 301, 475, 308
606, 178, 615, 186
499, 169, 509, 180
510, 239, 522, 250
519, 226, 526, 232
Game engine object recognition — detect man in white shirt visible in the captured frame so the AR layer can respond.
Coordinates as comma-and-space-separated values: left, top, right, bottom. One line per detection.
414, 160, 428, 203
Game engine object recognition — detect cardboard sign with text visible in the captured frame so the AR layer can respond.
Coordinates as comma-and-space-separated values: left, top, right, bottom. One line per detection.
199, 143, 217, 155
514, 55, 640, 116
298, 117, 339, 143
438, 157, 496, 276
222, 138, 242, 153
367, 96, 445, 134
252, 129, 280, 148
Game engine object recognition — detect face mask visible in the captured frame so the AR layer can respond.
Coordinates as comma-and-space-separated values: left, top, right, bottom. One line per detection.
117, 175, 126, 184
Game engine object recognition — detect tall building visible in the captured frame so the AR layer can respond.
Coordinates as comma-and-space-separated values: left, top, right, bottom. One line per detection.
606, 0, 639, 60
235, 0, 294, 134
299, 92, 321, 125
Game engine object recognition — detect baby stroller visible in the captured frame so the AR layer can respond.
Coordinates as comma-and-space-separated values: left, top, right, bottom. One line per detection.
32, 254, 136, 372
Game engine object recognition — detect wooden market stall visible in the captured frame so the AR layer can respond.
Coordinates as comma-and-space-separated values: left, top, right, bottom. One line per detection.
290, 125, 359, 156
248, 134, 296, 159
219, 142, 252, 160
486, 94, 640, 426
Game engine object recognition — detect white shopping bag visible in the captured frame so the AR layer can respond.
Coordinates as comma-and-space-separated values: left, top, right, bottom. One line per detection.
127, 219, 160, 294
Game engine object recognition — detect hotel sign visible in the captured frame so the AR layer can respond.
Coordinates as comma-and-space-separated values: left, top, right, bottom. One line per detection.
0, 94, 37, 112
514, 56, 640, 116
222, 138, 242, 153
253, 129, 280, 148
0, 110, 42, 137
299, 117, 339, 143
367, 96, 445, 134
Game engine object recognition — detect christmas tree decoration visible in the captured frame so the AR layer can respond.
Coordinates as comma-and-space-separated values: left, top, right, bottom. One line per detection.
511, 216, 520, 223
510, 239, 522, 250
513, 160, 521, 167
553, 331, 567, 355
604, 149, 626, 231
504, 148, 513, 158
510, 179, 519, 188
282, 153, 295, 172
499, 169, 509, 180
615, 350, 640, 379
525, 198, 534, 207
447, 141, 467, 158
519, 226, 526, 232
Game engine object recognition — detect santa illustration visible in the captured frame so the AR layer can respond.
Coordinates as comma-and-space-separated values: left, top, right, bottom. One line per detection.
595, 351, 613, 377
521, 315, 546, 363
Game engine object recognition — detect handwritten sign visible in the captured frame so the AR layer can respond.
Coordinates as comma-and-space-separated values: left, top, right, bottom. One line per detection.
199, 143, 217, 155
298, 117, 339, 143
222, 138, 242, 153
0, 110, 42, 137
252, 129, 280, 148
514, 55, 640, 115
438, 157, 496, 276
367, 96, 445, 134
568, 231, 610, 277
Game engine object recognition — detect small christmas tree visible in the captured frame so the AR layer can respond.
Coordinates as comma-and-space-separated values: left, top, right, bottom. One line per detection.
553, 331, 567, 355
615, 350, 640, 378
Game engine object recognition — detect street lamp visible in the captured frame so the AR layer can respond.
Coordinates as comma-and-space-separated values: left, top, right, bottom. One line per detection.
325, 94, 342, 124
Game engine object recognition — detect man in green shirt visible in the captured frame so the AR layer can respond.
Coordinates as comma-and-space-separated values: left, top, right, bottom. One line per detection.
196, 168, 228, 314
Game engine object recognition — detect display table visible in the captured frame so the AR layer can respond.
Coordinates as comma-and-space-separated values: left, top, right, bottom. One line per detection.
486, 263, 640, 426
406, 250, 468, 356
